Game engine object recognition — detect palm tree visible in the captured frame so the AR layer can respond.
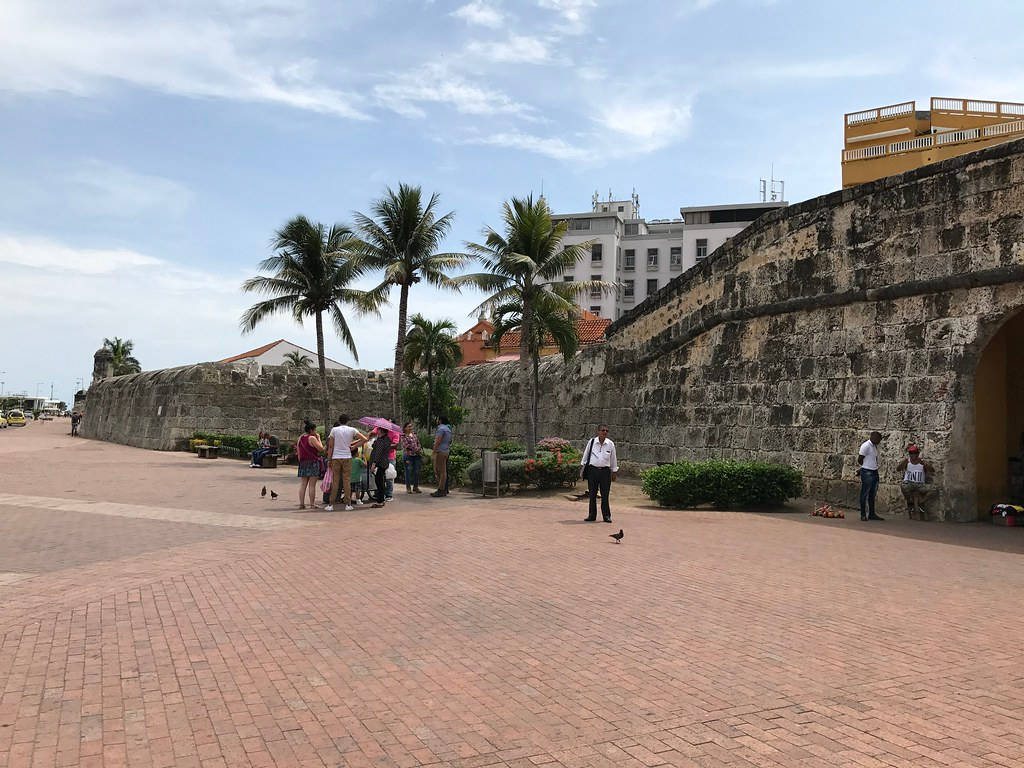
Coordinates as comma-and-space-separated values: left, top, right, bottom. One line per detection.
282, 350, 314, 369
403, 314, 462, 429
240, 215, 378, 435
461, 195, 613, 456
354, 184, 469, 419
103, 337, 142, 375
491, 298, 579, 437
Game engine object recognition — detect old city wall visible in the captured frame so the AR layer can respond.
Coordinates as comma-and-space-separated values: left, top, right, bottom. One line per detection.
81, 363, 391, 450
81, 139, 1024, 519
453, 139, 1024, 520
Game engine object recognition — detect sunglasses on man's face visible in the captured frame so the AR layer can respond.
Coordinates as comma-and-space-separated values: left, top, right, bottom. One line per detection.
599, 429, 609, 433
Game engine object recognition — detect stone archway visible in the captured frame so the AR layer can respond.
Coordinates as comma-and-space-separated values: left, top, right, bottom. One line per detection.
973, 310, 1024, 518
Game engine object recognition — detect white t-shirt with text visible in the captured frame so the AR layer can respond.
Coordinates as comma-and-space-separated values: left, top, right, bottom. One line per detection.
330, 424, 358, 459
858, 440, 879, 471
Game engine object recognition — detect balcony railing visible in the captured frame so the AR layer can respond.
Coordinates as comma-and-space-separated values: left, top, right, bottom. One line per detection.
846, 101, 915, 127
931, 97, 1024, 118
843, 119, 1024, 162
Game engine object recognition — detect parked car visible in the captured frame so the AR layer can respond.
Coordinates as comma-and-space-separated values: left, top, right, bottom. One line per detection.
0, 413, 7, 428
6, 410, 26, 427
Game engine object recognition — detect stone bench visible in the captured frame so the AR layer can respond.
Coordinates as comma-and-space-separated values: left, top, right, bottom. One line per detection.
197, 445, 219, 459
260, 453, 280, 469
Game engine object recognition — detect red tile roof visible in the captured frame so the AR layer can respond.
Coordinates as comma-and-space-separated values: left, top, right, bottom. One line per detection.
218, 339, 284, 363
495, 311, 610, 350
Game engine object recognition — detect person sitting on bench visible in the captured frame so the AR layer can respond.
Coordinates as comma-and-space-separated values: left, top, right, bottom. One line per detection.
897, 443, 935, 520
250, 431, 273, 468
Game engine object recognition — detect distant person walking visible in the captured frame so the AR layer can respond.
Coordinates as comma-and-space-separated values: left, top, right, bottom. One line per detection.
295, 420, 324, 510
431, 415, 453, 497
368, 427, 392, 508
402, 422, 422, 493
70, 412, 81, 436
580, 424, 618, 523
857, 430, 885, 521
325, 414, 367, 512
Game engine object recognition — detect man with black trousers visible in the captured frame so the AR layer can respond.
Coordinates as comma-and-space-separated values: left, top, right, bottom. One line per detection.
580, 424, 618, 522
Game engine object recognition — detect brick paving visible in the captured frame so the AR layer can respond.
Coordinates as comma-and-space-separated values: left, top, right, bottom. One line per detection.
2, 422, 1024, 767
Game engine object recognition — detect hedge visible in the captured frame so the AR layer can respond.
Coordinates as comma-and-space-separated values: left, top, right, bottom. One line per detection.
395, 442, 475, 487
641, 459, 803, 509
191, 432, 294, 460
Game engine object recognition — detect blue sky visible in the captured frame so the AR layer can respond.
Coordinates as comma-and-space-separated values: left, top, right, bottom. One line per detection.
1, 0, 1022, 401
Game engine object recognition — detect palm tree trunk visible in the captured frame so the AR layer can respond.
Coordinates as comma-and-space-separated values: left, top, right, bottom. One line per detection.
393, 282, 410, 420
315, 311, 331, 439
533, 353, 539, 442
521, 301, 535, 457
426, 365, 433, 433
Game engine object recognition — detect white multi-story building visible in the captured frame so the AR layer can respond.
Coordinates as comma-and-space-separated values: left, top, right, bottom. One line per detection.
554, 193, 787, 320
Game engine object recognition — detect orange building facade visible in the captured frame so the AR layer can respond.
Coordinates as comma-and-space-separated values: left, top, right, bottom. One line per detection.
842, 97, 1024, 188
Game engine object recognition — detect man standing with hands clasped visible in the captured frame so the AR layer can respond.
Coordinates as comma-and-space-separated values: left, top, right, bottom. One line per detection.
857, 430, 885, 521
581, 424, 618, 523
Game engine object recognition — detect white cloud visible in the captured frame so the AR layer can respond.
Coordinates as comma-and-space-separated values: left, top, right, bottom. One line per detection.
374, 63, 531, 118
467, 34, 552, 64
0, 0, 369, 119
597, 99, 694, 152
536, 0, 598, 30
452, 1, 504, 28
0, 234, 161, 275
468, 131, 590, 161
66, 161, 192, 220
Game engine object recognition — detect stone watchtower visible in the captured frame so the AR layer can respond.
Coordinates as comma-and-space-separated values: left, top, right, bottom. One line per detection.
92, 347, 114, 384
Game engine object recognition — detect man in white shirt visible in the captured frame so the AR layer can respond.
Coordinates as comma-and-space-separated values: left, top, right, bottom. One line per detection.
325, 414, 367, 511
580, 424, 618, 523
857, 430, 884, 521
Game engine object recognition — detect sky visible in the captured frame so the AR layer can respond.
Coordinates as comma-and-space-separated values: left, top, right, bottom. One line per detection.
2, 0, 1023, 402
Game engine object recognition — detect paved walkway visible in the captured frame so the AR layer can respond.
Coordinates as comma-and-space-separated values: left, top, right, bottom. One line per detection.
1, 422, 1023, 767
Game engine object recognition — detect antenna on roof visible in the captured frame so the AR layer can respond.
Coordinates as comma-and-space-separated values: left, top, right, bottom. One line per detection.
759, 164, 785, 202
592, 189, 599, 210
632, 187, 639, 217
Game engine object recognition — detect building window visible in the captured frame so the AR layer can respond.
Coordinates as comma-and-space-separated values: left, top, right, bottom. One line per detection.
624, 223, 639, 236
569, 219, 591, 231
617, 205, 624, 212
670, 246, 682, 267
623, 279, 634, 298
686, 210, 709, 225
590, 273, 602, 298
647, 278, 658, 296
590, 306, 601, 315
696, 238, 708, 260
624, 249, 635, 270
563, 275, 573, 282
591, 243, 602, 262
647, 248, 659, 267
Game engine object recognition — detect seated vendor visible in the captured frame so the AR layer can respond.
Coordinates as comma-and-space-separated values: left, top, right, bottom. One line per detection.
897, 443, 935, 520
250, 431, 273, 468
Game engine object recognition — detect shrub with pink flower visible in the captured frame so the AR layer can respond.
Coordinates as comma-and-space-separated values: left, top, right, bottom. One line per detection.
536, 436, 572, 453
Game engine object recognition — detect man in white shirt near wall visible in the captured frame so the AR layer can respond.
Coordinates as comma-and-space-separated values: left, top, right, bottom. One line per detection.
580, 424, 619, 523
857, 430, 884, 521
325, 413, 367, 512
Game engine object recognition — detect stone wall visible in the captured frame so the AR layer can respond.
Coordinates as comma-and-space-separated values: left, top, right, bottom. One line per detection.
82, 137, 1024, 520
81, 363, 391, 450
451, 138, 1024, 521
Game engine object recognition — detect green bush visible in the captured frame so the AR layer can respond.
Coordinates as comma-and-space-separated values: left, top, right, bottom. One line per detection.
493, 439, 525, 454
641, 460, 803, 509
467, 447, 580, 490
193, 432, 259, 454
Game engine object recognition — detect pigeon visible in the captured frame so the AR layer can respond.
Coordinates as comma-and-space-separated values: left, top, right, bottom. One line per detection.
270, 490, 278, 499
609, 529, 624, 543
261, 486, 267, 497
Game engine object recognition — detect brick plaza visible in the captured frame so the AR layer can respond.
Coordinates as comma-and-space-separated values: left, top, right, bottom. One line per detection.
2, 422, 1023, 767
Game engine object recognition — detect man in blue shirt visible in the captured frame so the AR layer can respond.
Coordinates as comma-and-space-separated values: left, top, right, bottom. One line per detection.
431, 414, 453, 497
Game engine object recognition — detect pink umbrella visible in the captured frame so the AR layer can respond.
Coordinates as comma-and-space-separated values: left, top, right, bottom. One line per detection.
358, 416, 402, 434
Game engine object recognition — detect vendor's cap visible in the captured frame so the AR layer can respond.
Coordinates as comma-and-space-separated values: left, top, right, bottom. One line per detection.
907, 443, 920, 453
